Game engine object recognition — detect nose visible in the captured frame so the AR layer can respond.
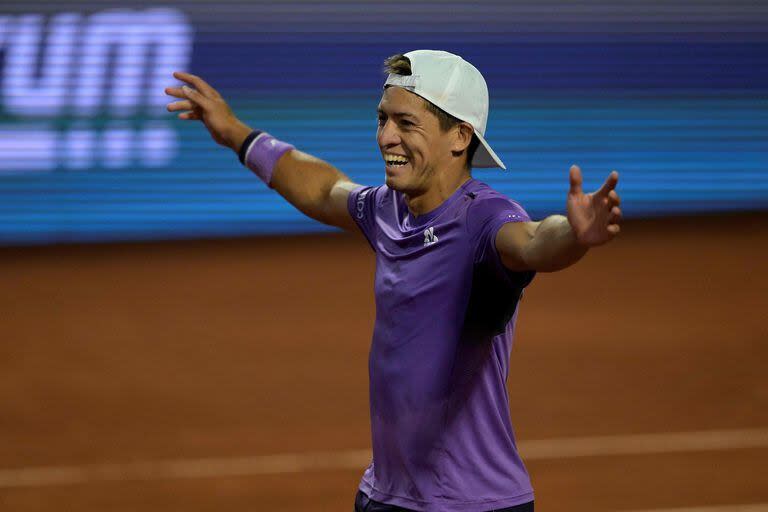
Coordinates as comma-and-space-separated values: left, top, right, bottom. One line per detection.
377, 119, 401, 149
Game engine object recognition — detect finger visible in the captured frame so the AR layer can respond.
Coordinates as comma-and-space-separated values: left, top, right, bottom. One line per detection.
569, 164, 583, 195
607, 224, 621, 235
596, 170, 619, 197
181, 85, 212, 109
166, 100, 194, 112
178, 111, 201, 121
173, 71, 219, 99
608, 189, 621, 207
608, 206, 622, 224
164, 86, 187, 99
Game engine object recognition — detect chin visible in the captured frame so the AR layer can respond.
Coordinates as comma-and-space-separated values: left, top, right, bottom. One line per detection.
383, 164, 425, 194
384, 174, 401, 190
384, 171, 407, 191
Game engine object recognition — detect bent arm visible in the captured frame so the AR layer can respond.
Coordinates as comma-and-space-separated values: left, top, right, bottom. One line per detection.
165, 72, 359, 232
495, 165, 622, 273
496, 216, 588, 273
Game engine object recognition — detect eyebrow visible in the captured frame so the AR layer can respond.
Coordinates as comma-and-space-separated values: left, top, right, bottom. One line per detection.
377, 108, 418, 120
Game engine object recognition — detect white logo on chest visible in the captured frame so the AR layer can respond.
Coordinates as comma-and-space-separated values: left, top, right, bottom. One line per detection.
423, 226, 438, 247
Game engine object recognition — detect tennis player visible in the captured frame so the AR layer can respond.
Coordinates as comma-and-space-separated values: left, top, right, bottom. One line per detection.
166, 50, 621, 512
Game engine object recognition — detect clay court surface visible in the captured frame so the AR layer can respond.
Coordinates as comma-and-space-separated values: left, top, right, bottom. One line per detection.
1, 213, 767, 511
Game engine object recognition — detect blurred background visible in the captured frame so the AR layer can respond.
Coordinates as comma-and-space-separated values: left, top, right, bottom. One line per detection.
1, 1, 766, 511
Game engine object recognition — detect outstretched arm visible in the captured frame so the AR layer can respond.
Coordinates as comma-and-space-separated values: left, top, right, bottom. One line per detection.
496, 165, 622, 272
165, 71, 359, 231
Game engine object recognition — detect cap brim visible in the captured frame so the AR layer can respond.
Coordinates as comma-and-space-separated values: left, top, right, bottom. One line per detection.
471, 131, 506, 170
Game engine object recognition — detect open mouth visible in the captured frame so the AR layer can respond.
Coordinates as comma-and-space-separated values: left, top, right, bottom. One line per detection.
384, 153, 409, 167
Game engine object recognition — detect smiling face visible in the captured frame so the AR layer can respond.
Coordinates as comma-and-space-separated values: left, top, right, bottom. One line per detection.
377, 86, 468, 195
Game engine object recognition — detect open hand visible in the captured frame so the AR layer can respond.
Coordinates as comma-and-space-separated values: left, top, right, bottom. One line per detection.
165, 71, 251, 151
566, 165, 622, 247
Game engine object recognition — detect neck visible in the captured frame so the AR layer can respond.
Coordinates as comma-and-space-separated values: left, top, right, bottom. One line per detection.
405, 168, 471, 217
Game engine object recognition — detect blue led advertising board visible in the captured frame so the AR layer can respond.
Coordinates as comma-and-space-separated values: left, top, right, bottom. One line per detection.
0, 1, 766, 244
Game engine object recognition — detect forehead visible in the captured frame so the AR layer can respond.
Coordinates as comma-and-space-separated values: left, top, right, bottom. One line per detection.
377, 86, 429, 116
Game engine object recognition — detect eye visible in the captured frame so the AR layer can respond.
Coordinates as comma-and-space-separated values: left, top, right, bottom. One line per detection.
377, 115, 386, 125
401, 120, 414, 127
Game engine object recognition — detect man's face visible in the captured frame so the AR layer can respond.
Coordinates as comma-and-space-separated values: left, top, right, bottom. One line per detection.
376, 86, 456, 194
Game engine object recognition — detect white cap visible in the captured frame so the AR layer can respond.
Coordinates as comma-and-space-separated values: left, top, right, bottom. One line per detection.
384, 49, 505, 170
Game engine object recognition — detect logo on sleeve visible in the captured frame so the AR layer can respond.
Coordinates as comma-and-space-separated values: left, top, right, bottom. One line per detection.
423, 226, 438, 247
356, 188, 370, 219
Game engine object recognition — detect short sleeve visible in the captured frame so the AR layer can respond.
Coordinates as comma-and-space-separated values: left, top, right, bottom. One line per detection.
467, 196, 535, 288
347, 185, 383, 251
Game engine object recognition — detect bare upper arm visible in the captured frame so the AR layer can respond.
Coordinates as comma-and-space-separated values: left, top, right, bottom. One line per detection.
270, 148, 362, 232
494, 220, 540, 272
325, 179, 361, 232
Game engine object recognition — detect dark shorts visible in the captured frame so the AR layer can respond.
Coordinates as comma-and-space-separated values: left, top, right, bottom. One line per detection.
354, 490, 534, 512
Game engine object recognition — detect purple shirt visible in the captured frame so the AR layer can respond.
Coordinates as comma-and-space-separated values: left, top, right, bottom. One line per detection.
347, 178, 535, 512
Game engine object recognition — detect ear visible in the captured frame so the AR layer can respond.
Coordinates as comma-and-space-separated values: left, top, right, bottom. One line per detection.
451, 122, 474, 156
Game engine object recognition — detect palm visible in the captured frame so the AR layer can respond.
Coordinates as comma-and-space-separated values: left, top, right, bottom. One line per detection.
566, 165, 622, 247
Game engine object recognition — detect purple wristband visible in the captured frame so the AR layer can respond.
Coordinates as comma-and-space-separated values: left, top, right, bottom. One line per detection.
243, 132, 295, 187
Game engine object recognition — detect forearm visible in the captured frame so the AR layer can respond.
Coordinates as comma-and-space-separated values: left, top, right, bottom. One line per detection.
521, 215, 588, 272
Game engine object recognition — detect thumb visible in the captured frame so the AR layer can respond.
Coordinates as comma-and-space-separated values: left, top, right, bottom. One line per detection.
569, 164, 583, 195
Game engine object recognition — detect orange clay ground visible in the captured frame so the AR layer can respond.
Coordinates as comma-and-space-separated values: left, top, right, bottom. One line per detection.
1, 213, 767, 511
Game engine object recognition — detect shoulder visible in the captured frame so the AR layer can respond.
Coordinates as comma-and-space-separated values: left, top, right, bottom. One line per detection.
348, 184, 389, 218
464, 180, 531, 235
350, 183, 388, 202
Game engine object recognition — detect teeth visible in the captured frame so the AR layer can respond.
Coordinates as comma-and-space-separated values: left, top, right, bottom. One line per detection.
384, 153, 409, 165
